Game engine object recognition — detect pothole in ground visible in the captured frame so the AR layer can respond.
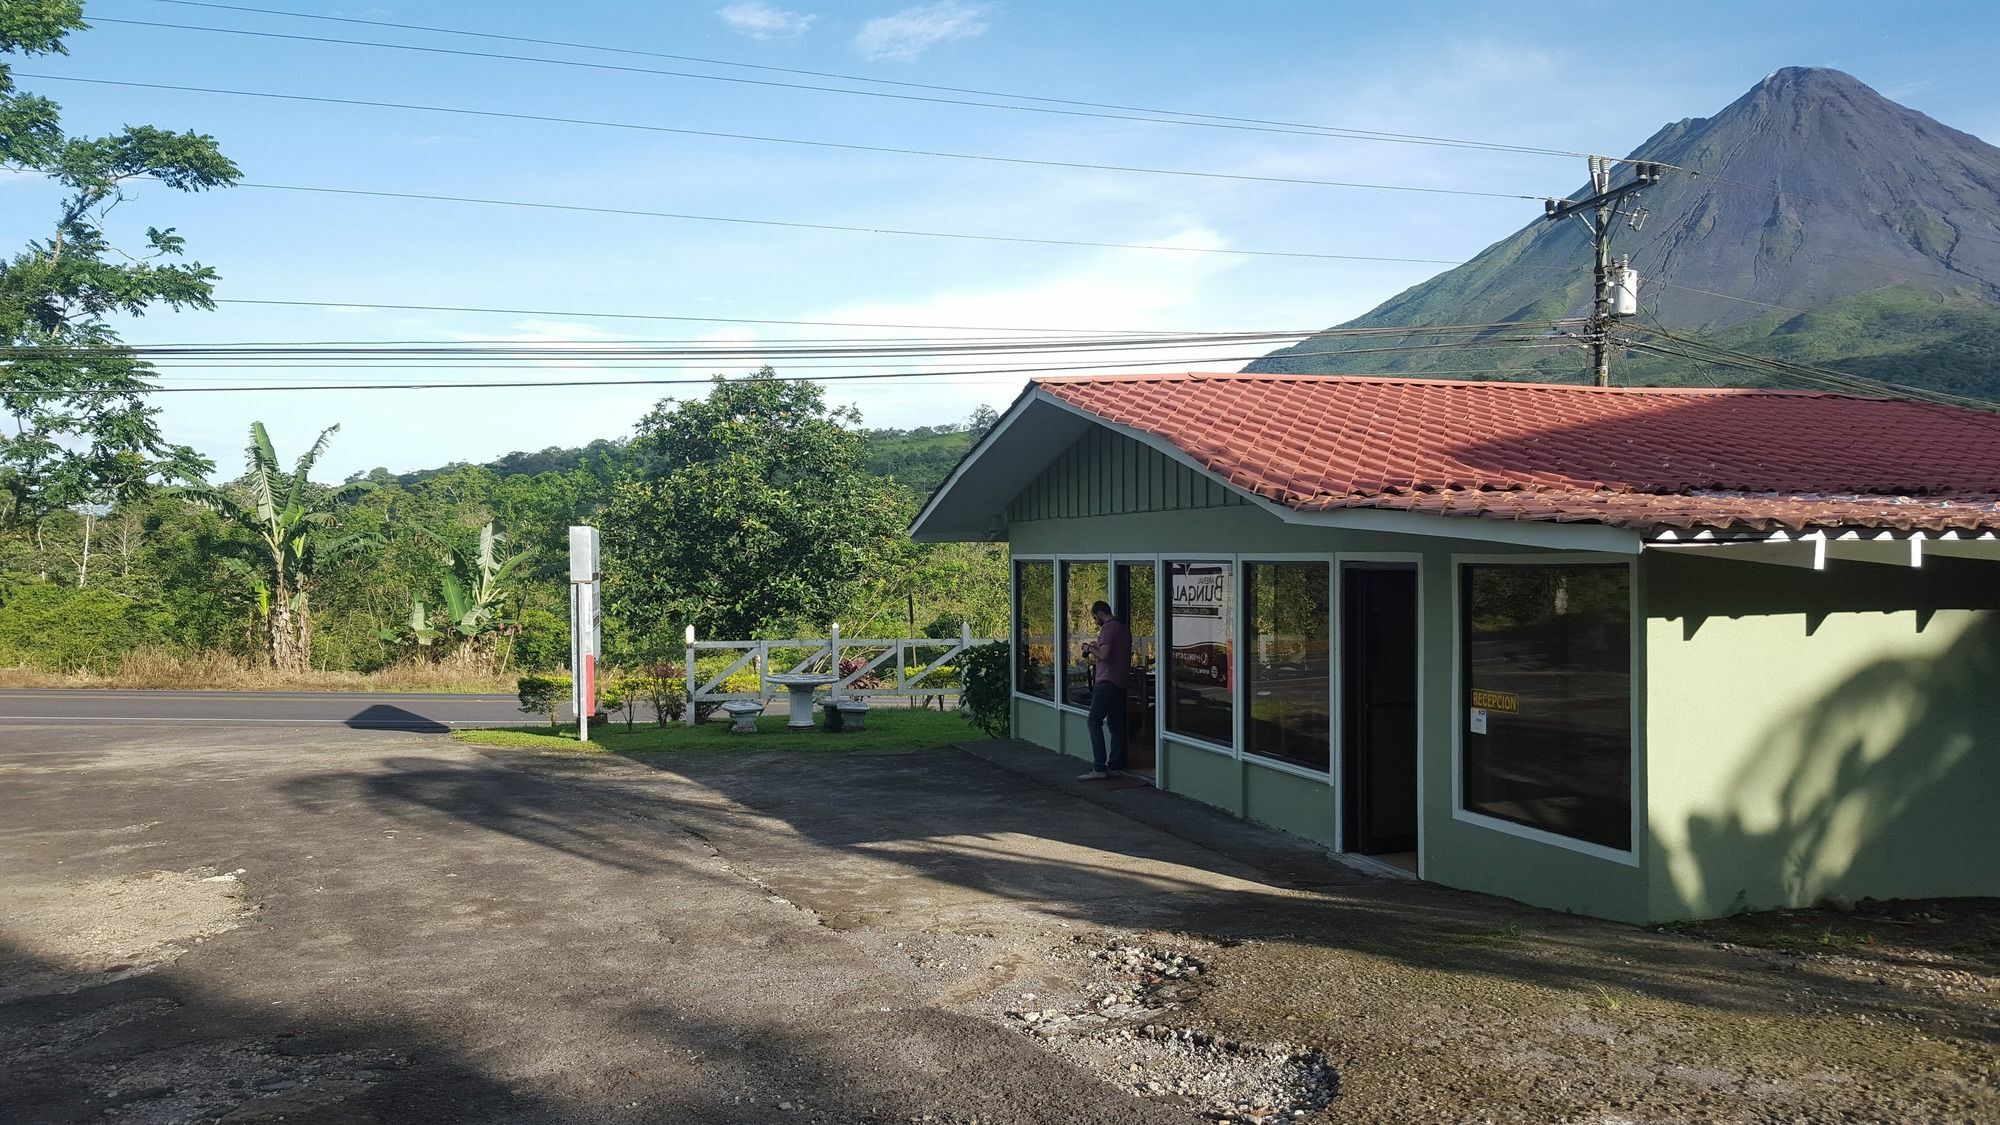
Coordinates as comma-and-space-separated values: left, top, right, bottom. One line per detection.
1004, 938, 1338, 1123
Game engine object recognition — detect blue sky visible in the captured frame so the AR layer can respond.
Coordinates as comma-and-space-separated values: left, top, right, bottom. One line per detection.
10, 0, 2000, 480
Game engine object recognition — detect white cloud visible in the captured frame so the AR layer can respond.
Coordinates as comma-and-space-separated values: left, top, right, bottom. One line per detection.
718, 1, 816, 39
853, 1, 991, 62
786, 226, 1262, 427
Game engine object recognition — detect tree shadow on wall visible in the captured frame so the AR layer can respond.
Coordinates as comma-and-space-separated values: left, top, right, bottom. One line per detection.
1663, 607, 2000, 928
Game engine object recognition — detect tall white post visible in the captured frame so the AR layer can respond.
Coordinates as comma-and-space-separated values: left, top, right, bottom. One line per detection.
830, 621, 842, 695
683, 623, 698, 727
568, 526, 601, 742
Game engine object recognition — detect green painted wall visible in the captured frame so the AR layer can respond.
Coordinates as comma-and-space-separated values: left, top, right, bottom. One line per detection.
1014, 696, 1059, 749
1163, 739, 1240, 815
1060, 708, 1093, 761
1006, 426, 1248, 524
1244, 761, 1335, 847
1644, 553, 2000, 920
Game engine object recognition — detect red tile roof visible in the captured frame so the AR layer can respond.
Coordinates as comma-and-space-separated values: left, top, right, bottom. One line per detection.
1033, 374, 2000, 533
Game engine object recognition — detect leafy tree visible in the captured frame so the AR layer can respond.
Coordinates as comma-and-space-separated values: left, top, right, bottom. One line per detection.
180, 423, 375, 672
604, 369, 908, 648
1, 3, 238, 530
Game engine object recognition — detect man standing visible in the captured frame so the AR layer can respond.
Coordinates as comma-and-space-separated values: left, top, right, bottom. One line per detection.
1078, 600, 1131, 780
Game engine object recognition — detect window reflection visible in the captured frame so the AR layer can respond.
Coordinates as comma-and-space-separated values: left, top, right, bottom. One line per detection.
1245, 562, 1330, 770
1060, 561, 1108, 706
1014, 560, 1054, 699
1461, 564, 1631, 849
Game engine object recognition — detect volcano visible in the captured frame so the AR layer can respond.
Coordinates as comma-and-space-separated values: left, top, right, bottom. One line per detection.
1247, 68, 2000, 397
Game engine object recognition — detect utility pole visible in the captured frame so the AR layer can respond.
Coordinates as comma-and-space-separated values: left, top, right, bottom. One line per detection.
1545, 157, 1663, 386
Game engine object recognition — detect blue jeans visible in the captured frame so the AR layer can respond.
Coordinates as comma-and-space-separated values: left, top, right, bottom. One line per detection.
1087, 681, 1128, 771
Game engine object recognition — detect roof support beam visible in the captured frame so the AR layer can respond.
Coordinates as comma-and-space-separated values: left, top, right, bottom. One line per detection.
1923, 533, 2000, 562
1823, 533, 1923, 568
1648, 534, 1826, 570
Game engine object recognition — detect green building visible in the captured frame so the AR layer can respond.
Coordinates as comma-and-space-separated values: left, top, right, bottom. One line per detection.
912, 373, 2000, 923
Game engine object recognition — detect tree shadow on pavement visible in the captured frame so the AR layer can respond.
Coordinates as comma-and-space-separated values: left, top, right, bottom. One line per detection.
0, 939, 565, 1125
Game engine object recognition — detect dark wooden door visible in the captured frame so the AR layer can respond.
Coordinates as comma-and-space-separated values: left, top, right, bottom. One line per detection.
1342, 567, 1418, 854
1115, 563, 1156, 771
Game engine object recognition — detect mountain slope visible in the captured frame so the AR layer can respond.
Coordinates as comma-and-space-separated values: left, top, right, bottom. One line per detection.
1248, 68, 2000, 392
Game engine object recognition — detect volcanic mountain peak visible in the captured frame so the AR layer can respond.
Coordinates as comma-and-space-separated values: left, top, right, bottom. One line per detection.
1247, 68, 2000, 397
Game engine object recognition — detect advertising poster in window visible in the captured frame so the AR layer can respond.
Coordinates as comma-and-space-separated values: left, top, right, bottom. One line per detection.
1167, 561, 1233, 743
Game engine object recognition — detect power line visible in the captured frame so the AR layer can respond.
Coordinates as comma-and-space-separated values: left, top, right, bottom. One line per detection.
214, 180, 1494, 266
95, 14, 1588, 157
1614, 324, 2000, 410
18, 74, 1542, 202
8, 320, 1572, 360
207, 298, 1198, 335
144, 0, 1588, 157
0, 337, 1581, 393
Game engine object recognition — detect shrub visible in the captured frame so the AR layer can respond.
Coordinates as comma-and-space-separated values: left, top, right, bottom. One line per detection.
0, 583, 160, 671
516, 673, 572, 727
960, 641, 1010, 738
600, 673, 637, 731
838, 653, 887, 689
636, 663, 687, 726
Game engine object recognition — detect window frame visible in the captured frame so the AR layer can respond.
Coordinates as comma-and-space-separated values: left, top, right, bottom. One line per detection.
1239, 558, 1334, 774
1057, 558, 1112, 711
1011, 554, 1057, 702
1162, 557, 1239, 749
1449, 553, 1643, 866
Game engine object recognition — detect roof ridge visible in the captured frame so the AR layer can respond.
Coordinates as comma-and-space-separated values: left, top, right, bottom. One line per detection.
1029, 372, 1873, 398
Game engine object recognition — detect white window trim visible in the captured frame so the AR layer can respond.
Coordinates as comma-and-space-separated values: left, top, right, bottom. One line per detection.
1053, 554, 1118, 716
1161, 556, 1240, 751
1333, 553, 1426, 880
1242, 753, 1334, 784
1010, 552, 1057, 707
1449, 552, 1643, 868
1162, 731, 1234, 757
1108, 554, 1166, 789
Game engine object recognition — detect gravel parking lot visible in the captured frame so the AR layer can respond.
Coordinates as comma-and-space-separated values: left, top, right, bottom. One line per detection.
2, 707, 1993, 1123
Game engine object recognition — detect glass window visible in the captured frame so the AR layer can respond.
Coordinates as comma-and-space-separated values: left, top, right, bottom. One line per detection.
1461, 564, 1632, 850
1060, 560, 1108, 707
1166, 561, 1233, 744
1014, 560, 1054, 699
1244, 562, 1331, 770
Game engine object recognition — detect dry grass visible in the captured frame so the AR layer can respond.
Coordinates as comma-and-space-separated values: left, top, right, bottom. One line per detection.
0, 646, 516, 694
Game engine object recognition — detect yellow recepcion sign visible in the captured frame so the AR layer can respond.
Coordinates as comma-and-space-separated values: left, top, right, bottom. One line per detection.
1469, 689, 1520, 714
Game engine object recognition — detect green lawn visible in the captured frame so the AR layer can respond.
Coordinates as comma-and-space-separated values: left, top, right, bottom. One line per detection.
453, 706, 977, 754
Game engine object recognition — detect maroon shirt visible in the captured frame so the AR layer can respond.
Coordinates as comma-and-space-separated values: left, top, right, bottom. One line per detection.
1092, 617, 1132, 688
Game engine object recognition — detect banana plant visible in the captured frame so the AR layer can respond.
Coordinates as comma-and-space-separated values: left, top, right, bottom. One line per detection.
422, 521, 532, 663
379, 594, 439, 652
177, 423, 376, 672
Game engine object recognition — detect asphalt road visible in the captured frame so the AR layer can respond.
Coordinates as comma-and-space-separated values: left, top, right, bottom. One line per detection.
0, 689, 526, 731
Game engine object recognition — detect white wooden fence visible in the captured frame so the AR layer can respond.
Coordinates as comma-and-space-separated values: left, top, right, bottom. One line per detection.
681, 623, 1000, 724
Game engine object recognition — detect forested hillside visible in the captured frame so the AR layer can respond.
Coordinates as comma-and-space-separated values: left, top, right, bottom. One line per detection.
386, 411, 989, 499
0, 385, 1007, 681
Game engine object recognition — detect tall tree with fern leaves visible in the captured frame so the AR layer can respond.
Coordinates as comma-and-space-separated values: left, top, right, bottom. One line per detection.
181, 424, 376, 673
1, 2, 238, 533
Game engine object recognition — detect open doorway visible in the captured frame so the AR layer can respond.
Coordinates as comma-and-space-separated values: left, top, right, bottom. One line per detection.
1113, 561, 1157, 778
1341, 565, 1418, 866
